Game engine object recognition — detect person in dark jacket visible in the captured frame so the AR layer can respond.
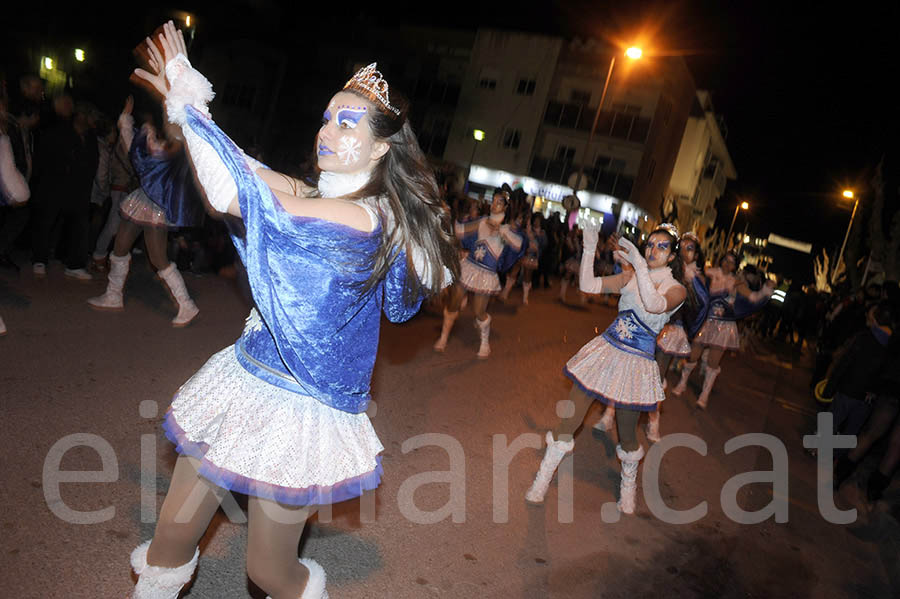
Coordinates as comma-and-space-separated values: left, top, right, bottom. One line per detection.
824, 300, 894, 451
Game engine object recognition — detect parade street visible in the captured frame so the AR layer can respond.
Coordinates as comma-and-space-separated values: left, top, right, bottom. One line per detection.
2, 259, 897, 598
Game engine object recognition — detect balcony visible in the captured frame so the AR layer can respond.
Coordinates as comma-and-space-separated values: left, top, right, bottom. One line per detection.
528, 156, 634, 200
542, 101, 650, 144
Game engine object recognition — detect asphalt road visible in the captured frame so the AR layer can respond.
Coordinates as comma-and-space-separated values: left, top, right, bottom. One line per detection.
1, 256, 897, 598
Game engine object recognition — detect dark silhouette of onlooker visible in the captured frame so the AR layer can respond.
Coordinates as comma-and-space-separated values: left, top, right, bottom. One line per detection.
30, 96, 99, 278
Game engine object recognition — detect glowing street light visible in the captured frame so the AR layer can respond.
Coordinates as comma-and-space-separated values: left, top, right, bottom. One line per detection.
185, 15, 192, 26
833, 189, 860, 285
726, 199, 749, 250
43, 57, 54, 70
572, 45, 643, 192
465, 129, 485, 193
74, 49, 85, 62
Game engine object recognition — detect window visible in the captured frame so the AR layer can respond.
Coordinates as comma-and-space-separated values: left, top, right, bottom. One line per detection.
647, 158, 656, 182
555, 145, 575, 162
502, 128, 521, 150
478, 78, 497, 90
570, 89, 591, 104
516, 79, 536, 96
478, 66, 499, 91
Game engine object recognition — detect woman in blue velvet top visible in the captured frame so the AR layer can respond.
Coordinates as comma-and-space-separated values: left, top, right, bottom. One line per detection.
125, 22, 458, 599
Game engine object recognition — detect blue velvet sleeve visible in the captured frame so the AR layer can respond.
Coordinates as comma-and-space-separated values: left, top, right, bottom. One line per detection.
685, 275, 711, 338
381, 251, 424, 323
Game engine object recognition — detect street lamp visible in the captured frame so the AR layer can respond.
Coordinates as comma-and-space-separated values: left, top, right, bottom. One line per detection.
74, 49, 85, 62
726, 200, 749, 250
572, 46, 642, 192
832, 189, 859, 285
465, 129, 485, 194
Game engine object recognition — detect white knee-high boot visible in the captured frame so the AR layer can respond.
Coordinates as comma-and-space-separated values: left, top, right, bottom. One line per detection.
616, 444, 645, 514
525, 431, 575, 503
130, 540, 199, 599
265, 558, 329, 599
522, 281, 532, 304
158, 263, 199, 327
87, 253, 131, 310
696, 366, 721, 409
433, 308, 458, 351
672, 360, 697, 395
475, 314, 491, 359
592, 406, 616, 432
645, 409, 661, 442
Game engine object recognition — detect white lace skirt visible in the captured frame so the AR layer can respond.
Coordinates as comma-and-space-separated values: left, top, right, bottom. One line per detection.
695, 319, 740, 350
459, 259, 500, 295
564, 335, 664, 411
163, 346, 384, 505
657, 324, 691, 356
120, 188, 169, 228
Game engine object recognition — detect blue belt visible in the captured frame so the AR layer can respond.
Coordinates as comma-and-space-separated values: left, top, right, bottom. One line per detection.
601, 310, 657, 360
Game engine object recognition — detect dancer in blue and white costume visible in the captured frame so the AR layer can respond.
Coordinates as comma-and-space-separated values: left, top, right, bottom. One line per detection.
671, 251, 773, 408
433, 188, 524, 358
125, 23, 457, 599
86, 94, 203, 326
526, 224, 686, 514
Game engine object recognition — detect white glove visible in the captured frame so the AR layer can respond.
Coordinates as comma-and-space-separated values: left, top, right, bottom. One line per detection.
616, 238, 667, 313
582, 224, 600, 255
164, 53, 213, 126
499, 224, 522, 250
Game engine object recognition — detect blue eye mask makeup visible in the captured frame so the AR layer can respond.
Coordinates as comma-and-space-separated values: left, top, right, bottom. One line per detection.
336, 106, 367, 129
647, 241, 671, 251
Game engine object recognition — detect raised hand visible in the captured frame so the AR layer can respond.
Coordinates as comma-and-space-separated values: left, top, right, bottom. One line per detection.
582, 223, 600, 252
614, 237, 644, 267
132, 21, 190, 97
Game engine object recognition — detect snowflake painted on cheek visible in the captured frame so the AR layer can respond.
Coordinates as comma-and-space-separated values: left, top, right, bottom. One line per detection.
337, 136, 362, 165
474, 246, 487, 261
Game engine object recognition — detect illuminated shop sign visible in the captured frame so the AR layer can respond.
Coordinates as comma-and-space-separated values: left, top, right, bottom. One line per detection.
469, 164, 620, 214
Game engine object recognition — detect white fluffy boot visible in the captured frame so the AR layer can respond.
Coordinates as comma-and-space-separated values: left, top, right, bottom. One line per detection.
266, 558, 329, 599
696, 365, 721, 409
616, 444, 645, 514
522, 281, 532, 305
158, 263, 199, 327
672, 360, 697, 395
433, 308, 458, 352
475, 315, 491, 359
87, 253, 130, 311
130, 540, 199, 599
645, 409, 661, 443
592, 406, 616, 432
525, 431, 575, 503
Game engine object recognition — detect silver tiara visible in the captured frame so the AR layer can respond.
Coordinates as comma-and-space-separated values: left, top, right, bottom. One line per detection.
344, 63, 401, 116
658, 222, 679, 240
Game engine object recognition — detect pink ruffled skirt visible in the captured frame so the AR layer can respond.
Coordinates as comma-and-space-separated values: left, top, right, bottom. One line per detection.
564, 335, 664, 411
695, 318, 740, 350
459, 259, 500, 295
657, 323, 691, 356
120, 188, 169, 228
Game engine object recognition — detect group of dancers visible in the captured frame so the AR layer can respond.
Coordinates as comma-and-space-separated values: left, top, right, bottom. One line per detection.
14, 21, 775, 598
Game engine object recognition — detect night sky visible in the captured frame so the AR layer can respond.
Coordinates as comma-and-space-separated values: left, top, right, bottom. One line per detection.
9, 1, 898, 251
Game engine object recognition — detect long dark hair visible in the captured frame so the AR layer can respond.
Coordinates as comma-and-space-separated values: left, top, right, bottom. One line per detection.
311, 87, 459, 303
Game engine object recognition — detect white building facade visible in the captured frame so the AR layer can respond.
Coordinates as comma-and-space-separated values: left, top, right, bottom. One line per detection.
666, 90, 737, 233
